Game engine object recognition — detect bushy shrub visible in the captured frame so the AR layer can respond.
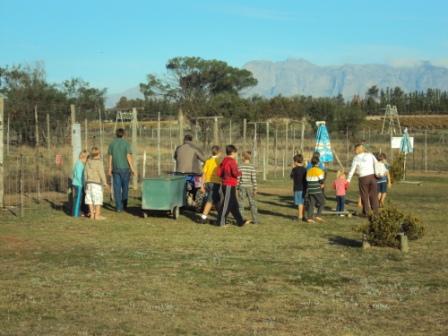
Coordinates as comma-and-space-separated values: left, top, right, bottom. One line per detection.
389, 154, 404, 183
402, 214, 425, 240
356, 205, 425, 248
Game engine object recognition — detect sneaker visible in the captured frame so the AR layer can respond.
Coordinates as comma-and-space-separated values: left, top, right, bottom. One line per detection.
196, 214, 207, 224
240, 220, 251, 227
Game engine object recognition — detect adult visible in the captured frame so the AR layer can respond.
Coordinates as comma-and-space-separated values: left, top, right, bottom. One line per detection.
347, 144, 379, 216
174, 134, 206, 200
108, 128, 136, 212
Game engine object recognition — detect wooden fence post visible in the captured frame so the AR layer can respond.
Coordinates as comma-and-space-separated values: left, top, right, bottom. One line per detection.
132, 107, 138, 189
142, 151, 147, 179
157, 111, 161, 176
0, 96, 4, 208
178, 108, 184, 145
20, 154, 24, 217
300, 117, 305, 153
46, 113, 50, 152
84, 118, 88, 150
243, 118, 247, 151
274, 127, 278, 177
7, 115, 10, 156
253, 122, 257, 165
213, 116, 219, 145
424, 130, 428, 172
229, 120, 232, 144
266, 122, 270, 171
34, 105, 39, 147
70, 104, 76, 168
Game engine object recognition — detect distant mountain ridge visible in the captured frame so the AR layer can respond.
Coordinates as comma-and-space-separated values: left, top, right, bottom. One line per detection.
106, 58, 448, 107
242, 58, 448, 99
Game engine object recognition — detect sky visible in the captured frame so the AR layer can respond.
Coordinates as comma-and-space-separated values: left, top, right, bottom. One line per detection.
1, 0, 447, 94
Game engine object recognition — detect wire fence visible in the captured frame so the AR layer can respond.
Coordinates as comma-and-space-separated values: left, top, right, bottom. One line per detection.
2, 104, 448, 214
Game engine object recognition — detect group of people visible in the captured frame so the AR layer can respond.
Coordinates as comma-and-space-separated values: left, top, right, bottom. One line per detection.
72, 128, 136, 220
173, 134, 258, 227
71, 129, 391, 225
289, 144, 391, 223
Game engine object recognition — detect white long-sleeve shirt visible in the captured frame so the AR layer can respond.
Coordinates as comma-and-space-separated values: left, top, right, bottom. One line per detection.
347, 152, 378, 182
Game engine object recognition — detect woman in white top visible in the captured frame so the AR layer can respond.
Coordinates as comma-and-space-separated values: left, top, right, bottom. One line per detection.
347, 144, 379, 216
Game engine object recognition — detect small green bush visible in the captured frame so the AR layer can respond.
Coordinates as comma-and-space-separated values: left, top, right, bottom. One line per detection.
356, 205, 425, 248
402, 214, 425, 240
389, 154, 404, 183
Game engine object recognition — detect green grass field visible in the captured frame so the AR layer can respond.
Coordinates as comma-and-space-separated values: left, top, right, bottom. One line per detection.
1, 173, 447, 336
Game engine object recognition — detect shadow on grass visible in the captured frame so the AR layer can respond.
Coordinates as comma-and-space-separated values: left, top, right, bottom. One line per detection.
328, 235, 362, 248
45, 198, 72, 217
258, 208, 294, 220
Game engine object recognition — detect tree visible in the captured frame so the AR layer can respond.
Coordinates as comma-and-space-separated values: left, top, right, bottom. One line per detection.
139, 56, 257, 117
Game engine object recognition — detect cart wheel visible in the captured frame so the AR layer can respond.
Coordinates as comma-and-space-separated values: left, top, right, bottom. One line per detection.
173, 206, 180, 220
143, 211, 148, 218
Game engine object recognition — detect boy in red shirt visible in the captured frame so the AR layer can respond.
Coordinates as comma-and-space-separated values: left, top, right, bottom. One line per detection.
217, 145, 250, 227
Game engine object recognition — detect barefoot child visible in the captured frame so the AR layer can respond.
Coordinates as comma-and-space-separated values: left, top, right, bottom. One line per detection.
198, 145, 222, 224
305, 157, 325, 223
333, 170, 349, 215
290, 154, 307, 221
238, 151, 258, 224
217, 145, 250, 227
84, 147, 108, 220
72, 150, 89, 217
376, 153, 392, 207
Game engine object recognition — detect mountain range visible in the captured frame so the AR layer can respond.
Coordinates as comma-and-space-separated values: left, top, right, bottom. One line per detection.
106, 58, 448, 107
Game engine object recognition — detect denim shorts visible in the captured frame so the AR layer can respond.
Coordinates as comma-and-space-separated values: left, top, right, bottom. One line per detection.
293, 191, 304, 205
377, 182, 388, 193
205, 183, 221, 204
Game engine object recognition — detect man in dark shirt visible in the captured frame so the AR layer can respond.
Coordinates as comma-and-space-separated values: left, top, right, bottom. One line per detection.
290, 154, 307, 221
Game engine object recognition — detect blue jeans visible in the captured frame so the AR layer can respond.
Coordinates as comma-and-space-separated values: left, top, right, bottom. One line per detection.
113, 169, 130, 211
336, 196, 345, 212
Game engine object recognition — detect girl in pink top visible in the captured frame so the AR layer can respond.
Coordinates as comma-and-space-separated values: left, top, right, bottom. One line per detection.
333, 170, 349, 215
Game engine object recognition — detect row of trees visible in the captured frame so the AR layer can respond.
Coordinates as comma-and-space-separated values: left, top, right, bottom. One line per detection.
0, 63, 107, 142
363, 85, 448, 115
2, 57, 448, 144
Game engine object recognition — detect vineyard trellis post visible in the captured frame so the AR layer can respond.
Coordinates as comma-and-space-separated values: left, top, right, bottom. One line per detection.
84, 118, 88, 150
157, 111, 161, 176
424, 130, 428, 172
178, 109, 184, 145
213, 117, 219, 145
228, 120, 232, 144
70, 104, 76, 168
20, 154, 24, 217
243, 118, 247, 150
6, 114, 10, 156
34, 105, 39, 147
300, 117, 306, 153
46, 113, 50, 152
132, 107, 138, 190
0, 95, 4, 208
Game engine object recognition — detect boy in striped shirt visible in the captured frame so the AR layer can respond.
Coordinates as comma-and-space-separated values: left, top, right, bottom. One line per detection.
305, 157, 326, 223
238, 151, 258, 224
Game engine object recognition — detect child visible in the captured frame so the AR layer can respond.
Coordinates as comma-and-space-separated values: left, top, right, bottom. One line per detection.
290, 154, 307, 221
376, 153, 392, 207
305, 157, 326, 223
198, 145, 222, 224
238, 151, 258, 224
84, 147, 108, 220
72, 150, 89, 218
333, 170, 349, 215
217, 145, 250, 227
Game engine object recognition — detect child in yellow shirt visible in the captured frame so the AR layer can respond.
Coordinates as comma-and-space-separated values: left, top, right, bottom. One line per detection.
198, 145, 222, 224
